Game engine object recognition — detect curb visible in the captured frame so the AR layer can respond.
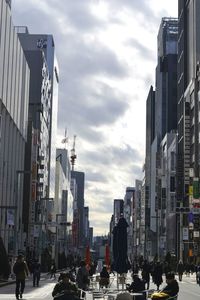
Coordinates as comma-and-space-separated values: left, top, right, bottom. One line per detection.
0, 280, 15, 287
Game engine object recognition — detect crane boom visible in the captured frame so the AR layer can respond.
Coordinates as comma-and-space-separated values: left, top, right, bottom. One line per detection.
71, 135, 77, 171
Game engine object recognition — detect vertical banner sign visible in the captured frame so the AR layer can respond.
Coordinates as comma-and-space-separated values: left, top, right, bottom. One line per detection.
183, 227, 189, 240
193, 178, 199, 199
7, 209, 15, 225
34, 225, 40, 237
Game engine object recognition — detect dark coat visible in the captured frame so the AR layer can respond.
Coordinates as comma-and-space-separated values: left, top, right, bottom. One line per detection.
13, 260, 29, 280
153, 263, 163, 286
128, 277, 145, 293
52, 280, 79, 298
177, 262, 184, 274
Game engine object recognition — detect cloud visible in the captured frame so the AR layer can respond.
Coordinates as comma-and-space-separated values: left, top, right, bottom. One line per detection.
125, 38, 155, 61
12, 0, 177, 236
58, 80, 130, 142
59, 35, 129, 79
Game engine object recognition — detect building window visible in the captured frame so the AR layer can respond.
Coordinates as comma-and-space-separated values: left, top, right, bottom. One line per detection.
170, 176, 175, 192
171, 151, 175, 171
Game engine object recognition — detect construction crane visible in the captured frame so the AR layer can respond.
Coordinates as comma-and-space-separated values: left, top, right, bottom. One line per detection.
70, 135, 77, 171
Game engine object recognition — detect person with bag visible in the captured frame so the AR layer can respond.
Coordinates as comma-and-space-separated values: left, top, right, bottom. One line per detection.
52, 272, 79, 300
151, 272, 179, 299
76, 260, 89, 290
13, 254, 29, 300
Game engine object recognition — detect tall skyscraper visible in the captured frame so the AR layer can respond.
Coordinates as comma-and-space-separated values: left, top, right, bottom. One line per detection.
177, 0, 200, 261
17, 29, 59, 258
71, 171, 85, 252
155, 18, 178, 142
145, 18, 178, 259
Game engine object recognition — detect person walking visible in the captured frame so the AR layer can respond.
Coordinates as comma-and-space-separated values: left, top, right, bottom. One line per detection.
176, 260, 184, 282
50, 262, 57, 279
153, 261, 163, 291
32, 259, 41, 287
13, 254, 29, 300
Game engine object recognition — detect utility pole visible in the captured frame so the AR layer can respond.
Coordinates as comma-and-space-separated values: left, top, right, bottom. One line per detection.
179, 203, 183, 262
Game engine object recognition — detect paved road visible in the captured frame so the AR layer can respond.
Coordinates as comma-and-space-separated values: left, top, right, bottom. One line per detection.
0, 273, 200, 299
178, 274, 200, 300
0, 275, 57, 299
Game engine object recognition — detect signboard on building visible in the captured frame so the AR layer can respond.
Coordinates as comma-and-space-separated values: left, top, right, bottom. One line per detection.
193, 231, 200, 238
189, 222, 194, 230
189, 168, 194, 177
7, 209, 14, 226
193, 178, 199, 199
189, 185, 193, 196
183, 227, 189, 240
34, 225, 40, 237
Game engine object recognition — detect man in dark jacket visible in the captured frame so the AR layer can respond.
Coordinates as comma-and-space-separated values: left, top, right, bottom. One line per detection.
13, 255, 29, 300
127, 274, 146, 299
52, 272, 79, 300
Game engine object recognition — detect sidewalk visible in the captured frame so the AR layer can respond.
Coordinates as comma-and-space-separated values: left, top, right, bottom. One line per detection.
0, 272, 49, 288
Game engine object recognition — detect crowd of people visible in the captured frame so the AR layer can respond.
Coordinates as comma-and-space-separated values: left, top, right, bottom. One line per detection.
10, 252, 200, 300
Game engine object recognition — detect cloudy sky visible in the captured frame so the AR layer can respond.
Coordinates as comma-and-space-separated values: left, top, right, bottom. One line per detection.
12, 0, 177, 235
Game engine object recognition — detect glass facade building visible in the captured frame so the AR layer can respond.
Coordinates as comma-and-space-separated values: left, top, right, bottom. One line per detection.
0, 0, 30, 255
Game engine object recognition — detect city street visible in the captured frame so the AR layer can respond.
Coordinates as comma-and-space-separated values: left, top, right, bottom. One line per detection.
0, 273, 200, 299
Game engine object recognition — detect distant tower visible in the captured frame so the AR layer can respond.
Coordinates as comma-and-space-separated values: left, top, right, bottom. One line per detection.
70, 135, 77, 171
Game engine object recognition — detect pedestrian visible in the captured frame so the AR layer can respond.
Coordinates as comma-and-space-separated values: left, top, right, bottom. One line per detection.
13, 254, 29, 300
32, 259, 41, 287
153, 261, 163, 291
99, 265, 110, 288
176, 260, 184, 281
76, 260, 89, 290
195, 263, 200, 285
185, 262, 190, 276
50, 262, 56, 279
141, 259, 151, 289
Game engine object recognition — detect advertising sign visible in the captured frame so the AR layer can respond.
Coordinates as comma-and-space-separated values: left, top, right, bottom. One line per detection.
34, 225, 40, 237
183, 227, 189, 240
193, 231, 200, 238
